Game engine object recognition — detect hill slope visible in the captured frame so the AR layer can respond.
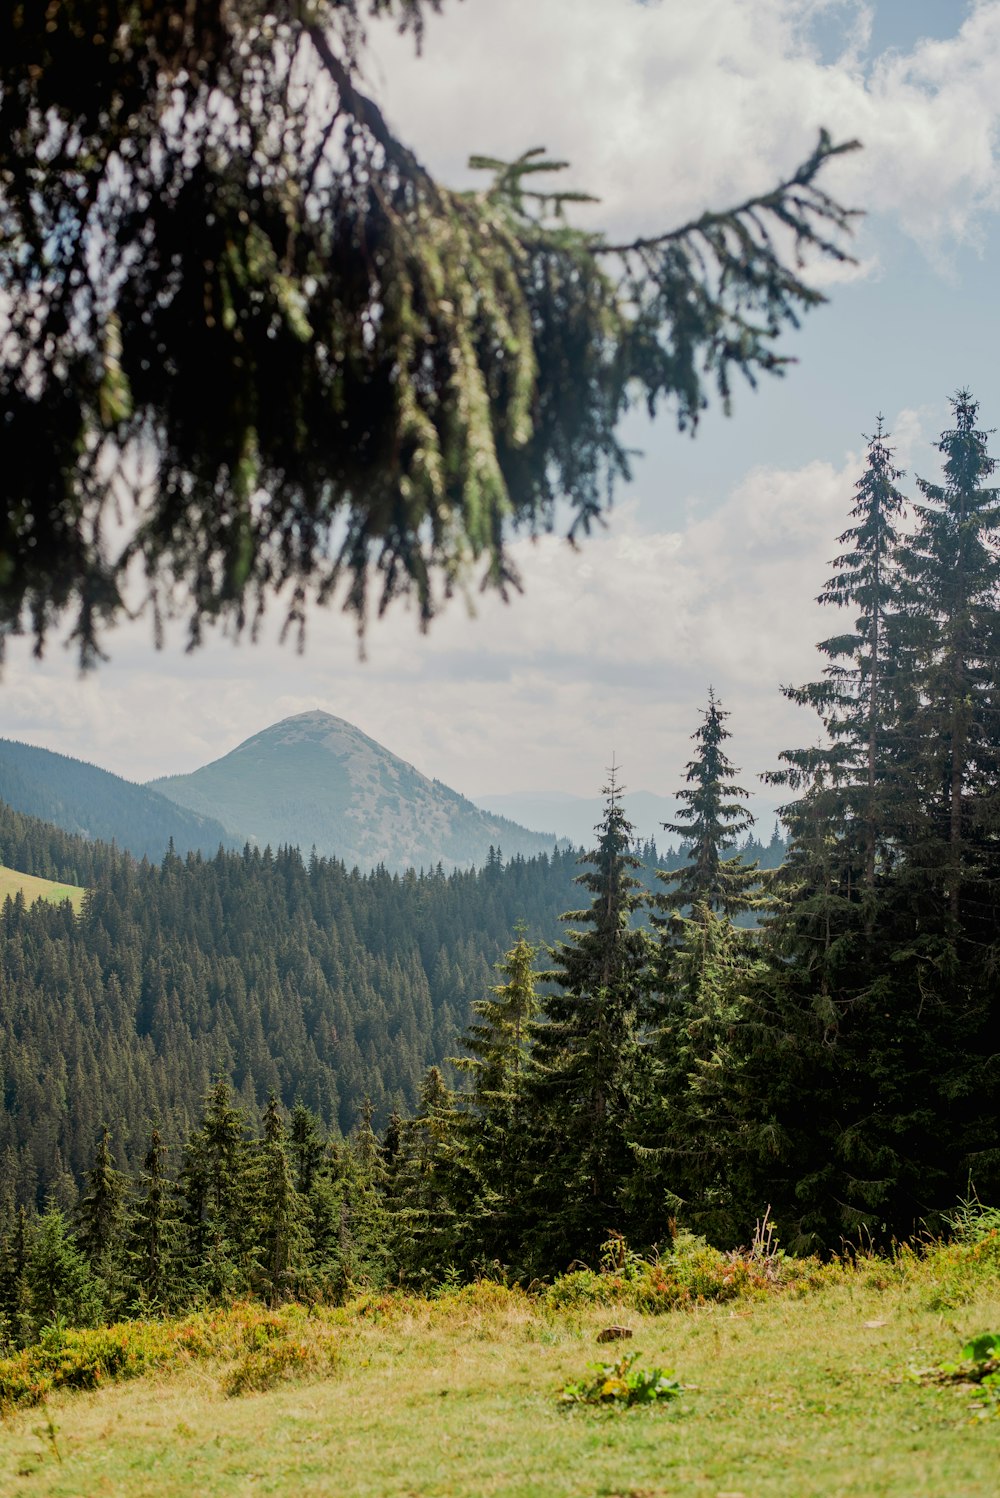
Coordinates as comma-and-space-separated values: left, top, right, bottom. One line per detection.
0, 862, 85, 912
150, 711, 563, 871
0, 739, 237, 862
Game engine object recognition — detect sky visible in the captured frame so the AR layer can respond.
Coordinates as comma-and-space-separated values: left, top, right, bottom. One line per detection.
3, 0, 1000, 827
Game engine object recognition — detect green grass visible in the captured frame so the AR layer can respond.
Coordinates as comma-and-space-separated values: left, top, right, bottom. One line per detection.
0, 864, 85, 913
1, 1236, 998, 1497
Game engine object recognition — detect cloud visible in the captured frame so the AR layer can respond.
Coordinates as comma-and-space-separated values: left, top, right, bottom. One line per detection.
3, 412, 930, 821
365, 0, 1000, 270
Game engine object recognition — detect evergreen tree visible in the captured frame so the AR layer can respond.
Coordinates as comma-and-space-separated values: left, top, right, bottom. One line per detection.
777, 419, 908, 894
523, 765, 653, 1269
452, 931, 540, 1265
127, 1128, 184, 1312
638, 697, 765, 1244
23, 1209, 98, 1336
896, 391, 1000, 929
720, 398, 1000, 1245
255, 1095, 311, 1305
289, 1102, 327, 1196
76, 1125, 129, 1316
388, 1067, 468, 1282
321, 1100, 394, 1293
180, 1081, 255, 1299
657, 689, 760, 921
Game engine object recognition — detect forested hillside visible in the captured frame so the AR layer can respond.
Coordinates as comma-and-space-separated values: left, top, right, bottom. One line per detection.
0, 824, 577, 1210
0, 791, 780, 1215
0, 739, 236, 862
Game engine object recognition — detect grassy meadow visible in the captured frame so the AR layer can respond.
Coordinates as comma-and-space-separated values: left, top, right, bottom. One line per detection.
1, 1229, 998, 1497
0, 865, 85, 913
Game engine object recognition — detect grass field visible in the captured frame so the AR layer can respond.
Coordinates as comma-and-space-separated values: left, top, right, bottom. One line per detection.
0, 864, 85, 913
1, 1234, 998, 1498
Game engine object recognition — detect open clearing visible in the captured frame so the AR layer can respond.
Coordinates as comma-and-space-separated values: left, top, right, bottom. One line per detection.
0, 865, 85, 913
1, 1251, 998, 1498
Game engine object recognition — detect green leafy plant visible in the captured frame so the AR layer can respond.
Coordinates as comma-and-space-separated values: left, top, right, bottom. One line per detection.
915, 1330, 1000, 1420
962, 1333, 1000, 1369
559, 1351, 682, 1410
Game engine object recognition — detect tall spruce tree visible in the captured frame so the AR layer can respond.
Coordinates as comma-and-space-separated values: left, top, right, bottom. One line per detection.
638, 695, 764, 1244
255, 1095, 311, 1305
717, 399, 1000, 1245
127, 1127, 184, 1312
896, 391, 1000, 929
180, 1081, 255, 1299
76, 1125, 129, 1317
776, 419, 908, 895
387, 1066, 469, 1283
451, 931, 540, 1266
657, 690, 759, 921
523, 764, 652, 1270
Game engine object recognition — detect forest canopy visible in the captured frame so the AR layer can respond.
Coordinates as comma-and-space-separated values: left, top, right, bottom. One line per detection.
0, 1, 857, 662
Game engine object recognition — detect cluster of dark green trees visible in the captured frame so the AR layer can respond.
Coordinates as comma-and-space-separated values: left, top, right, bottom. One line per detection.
0, 793, 773, 1215
0, 1087, 394, 1344
361, 391, 1000, 1273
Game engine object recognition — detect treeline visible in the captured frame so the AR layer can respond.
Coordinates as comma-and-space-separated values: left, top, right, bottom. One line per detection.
0, 786, 784, 1217
0, 1089, 395, 1342
0, 797, 130, 887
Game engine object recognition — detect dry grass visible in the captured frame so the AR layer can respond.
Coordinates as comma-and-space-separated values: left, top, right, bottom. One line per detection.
1, 1242, 999, 1497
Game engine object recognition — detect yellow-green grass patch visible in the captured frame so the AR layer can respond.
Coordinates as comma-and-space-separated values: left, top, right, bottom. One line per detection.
0, 864, 85, 913
1, 1243, 998, 1497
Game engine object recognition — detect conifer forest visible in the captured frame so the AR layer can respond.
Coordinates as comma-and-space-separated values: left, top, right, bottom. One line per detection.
1, 395, 999, 1342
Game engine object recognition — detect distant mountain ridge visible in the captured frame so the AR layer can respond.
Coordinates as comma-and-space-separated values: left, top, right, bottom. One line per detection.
0, 738, 237, 862
151, 710, 566, 872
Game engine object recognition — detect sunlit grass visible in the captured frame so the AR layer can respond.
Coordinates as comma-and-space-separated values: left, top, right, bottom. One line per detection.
1, 1235, 998, 1496
0, 865, 85, 913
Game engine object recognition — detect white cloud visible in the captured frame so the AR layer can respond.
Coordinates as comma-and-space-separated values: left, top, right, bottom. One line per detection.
4, 415, 928, 820
364, 0, 1000, 270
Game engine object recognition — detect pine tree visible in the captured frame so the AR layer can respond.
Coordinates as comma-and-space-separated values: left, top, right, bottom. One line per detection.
76, 1125, 129, 1316
388, 1066, 468, 1282
720, 398, 1000, 1244
896, 391, 1000, 929
523, 764, 653, 1270
451, 931, 539, 1265
127, 1127, 184, 1312
639, 696, 765, 1243
776, 419, 908, 894
657, 690, 760, 921
254, 1096, 311, 1305
289, 1102, 327, 1196
23, 1209, 98, 1336
180, 1081, 254, 1299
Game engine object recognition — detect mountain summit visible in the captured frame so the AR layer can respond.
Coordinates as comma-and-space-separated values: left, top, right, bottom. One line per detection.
150, 711, 561, 872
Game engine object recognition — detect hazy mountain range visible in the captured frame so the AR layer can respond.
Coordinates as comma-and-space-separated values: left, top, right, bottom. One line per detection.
2, 712, 717, 874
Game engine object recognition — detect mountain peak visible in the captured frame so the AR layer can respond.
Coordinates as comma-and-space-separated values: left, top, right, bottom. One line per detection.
151, 713, 561, 872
